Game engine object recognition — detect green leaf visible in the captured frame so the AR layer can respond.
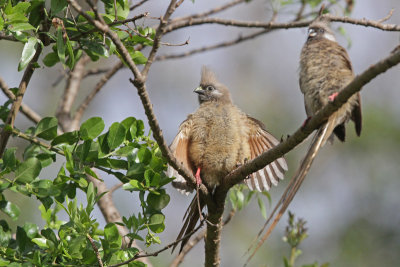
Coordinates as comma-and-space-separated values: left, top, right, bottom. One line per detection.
137, 146, 152, 164
148, 214, 165, 233
114, 145, 135, 157
80, 117, 105, 140
0, 15, 4, 31
56, 27, 65, 65
147, 193, 170, 211
35, 117, 58, 140
104, 223, 121, 244
32, 237, 49, 248
107, 122, 126, 150
0, 200, 20, 220
15, 157, 42, 183
66, 38, 75, 69
11, 2, 31, 14
51, 0, 68, 14
8, 22, 35, 32
3, 148, 17, 170
130, 50, 147, 65
123, 179, 142, 191
51, 131, 79, 146
43, 52, 59, 67
32, 179, 54, 197
18, 37, 38, 71
126, 163, 145, 179
82, 39, 109, 59
257, 196, 267, 219
23, 222, 38, 239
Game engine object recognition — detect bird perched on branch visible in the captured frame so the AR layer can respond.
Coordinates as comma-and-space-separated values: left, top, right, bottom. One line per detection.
246, 16, 362, 262
168, 67, 287, 253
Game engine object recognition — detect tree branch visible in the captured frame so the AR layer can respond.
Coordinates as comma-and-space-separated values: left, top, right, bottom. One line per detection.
56, 55, 90, 132
204, 189, 227, 267
166, 11, 400, 33
169, 208, 236, 267
87, 233, 104, 267
141, 0, 179, 78
0, 32, 18, 42
0, 45, 42, 157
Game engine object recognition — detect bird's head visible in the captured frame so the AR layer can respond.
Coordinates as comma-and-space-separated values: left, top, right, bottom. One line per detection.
194, 67, 232, 104
307, 18, 336, 42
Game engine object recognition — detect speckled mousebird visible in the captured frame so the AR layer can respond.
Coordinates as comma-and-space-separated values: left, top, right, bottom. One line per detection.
246, 17, 362, 261
168, 67, 288, 253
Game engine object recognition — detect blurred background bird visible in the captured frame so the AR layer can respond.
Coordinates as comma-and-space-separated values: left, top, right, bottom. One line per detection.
168, 67, 287, 253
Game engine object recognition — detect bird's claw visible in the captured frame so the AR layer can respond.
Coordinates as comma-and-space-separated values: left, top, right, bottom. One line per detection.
328, 92, 339, 102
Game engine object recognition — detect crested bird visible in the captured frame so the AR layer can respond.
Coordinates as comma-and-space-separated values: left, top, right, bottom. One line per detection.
246, 16, 362, 262
168, 67, 288, 253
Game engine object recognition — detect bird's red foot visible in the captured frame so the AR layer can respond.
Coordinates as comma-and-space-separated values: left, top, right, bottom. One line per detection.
328, 92, 339, 102
195, 167, 202, 185
302, 116, 312, 128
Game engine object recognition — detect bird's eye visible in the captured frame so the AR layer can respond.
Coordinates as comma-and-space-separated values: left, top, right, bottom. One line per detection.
206, 85, 214, 91
318, 28, 325, 33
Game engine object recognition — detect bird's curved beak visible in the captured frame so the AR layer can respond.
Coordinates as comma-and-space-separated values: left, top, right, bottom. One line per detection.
308, 28, 317, 38
194, 86, 205, 95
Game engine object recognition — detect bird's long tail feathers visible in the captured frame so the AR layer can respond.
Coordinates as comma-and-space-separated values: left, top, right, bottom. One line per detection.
172, 195, 205, 254
244, 114, 338, 265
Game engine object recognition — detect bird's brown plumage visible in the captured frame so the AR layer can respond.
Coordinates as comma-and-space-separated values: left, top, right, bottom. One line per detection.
169, 67, 287, 193
246, 17, 363, 263
169, 67, 287, 252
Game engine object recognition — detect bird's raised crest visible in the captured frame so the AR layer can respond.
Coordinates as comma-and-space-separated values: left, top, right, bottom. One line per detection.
201, 66, 219, 86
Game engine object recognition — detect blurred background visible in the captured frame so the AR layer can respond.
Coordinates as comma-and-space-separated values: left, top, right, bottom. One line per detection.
1, 0, 399, 266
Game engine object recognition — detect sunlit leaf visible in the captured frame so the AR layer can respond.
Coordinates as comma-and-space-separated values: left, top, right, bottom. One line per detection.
80, 117, 105, 140
15, 158, 42, 183
18, 37, 38, 71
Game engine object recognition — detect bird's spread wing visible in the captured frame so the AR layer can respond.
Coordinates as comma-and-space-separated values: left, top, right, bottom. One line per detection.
244, 117, 288, 191
168, 117, 194, 194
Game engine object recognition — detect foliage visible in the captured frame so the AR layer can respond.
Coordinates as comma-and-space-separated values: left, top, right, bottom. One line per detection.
282, 212, 329, 267
0, 115, 171, 265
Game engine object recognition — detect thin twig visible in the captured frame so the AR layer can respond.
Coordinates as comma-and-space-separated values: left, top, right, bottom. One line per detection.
141, 0, 180, 78
324, 11, 399, 31
0, 45, 42, 157
166, 11, 400, 33
156, 29, 269, 61
130, 0, 148, 11
0, 32, 18, 41
87, 233, 104, 267
72, 61, 124, 129
173, 0, 246, 22
109, 182, 123, 194
84, 68, 114, 77
156, 12, 279, 61
0, 76, 42, 124
109, 219, 205, 267
110, 12, 150, 26
295, 0, 306, 21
